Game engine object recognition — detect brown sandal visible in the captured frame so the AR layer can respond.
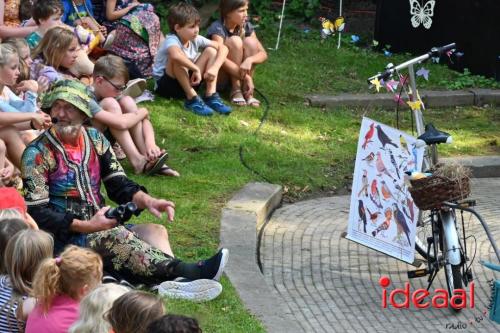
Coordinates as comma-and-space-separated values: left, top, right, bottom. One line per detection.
142, 152, 169, 176
230, 89, 247, 106
157, 165, 180, 177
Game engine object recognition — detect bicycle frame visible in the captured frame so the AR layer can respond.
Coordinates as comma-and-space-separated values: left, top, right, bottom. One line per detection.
369, 43, 464, 273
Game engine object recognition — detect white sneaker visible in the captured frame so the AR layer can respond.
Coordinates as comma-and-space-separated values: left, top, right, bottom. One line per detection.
157, 279, 223, 302
103, 31, 115, 49
121, 78, 147, 99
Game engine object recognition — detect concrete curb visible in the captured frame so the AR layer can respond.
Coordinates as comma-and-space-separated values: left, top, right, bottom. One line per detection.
441, 155, 500, 178
305, 89, 500, 108
220, 182, 302, 333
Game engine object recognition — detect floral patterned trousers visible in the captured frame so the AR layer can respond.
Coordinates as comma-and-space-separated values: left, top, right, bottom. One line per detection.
87, 226, 179, 286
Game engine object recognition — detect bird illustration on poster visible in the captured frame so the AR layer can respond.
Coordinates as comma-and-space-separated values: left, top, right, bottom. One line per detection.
347, 117, 425, 264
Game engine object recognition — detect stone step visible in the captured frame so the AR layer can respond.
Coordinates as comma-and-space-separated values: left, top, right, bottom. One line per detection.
440, 155, 500, 178
306, 89, 500, 109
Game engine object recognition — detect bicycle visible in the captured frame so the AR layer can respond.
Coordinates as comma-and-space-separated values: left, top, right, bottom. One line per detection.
367, 43, 500, 310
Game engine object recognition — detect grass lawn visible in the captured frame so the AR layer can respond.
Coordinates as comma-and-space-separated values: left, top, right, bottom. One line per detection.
122, 28, 500, 332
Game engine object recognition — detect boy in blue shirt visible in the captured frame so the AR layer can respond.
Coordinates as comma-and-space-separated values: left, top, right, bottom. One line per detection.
152, 3, 231, 116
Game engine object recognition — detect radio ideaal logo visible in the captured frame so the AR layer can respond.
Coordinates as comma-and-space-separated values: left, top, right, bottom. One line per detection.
379, 276, 475, 310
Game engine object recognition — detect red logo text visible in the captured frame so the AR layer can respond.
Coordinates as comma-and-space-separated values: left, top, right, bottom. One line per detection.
379, 276, 475, 310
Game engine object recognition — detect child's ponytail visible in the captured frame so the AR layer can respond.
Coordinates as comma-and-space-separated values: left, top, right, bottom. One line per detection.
32, 245, 103, 314
32, 257, 62, 313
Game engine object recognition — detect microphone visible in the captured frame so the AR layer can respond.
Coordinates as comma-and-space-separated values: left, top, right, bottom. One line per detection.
51, 117, 59, 124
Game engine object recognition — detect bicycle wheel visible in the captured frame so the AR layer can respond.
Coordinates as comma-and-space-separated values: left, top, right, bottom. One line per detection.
444, 263, 464, 311
415, 210, 436, 260
442, 219, 464, 312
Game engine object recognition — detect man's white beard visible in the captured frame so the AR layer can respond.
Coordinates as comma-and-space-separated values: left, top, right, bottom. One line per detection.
55, 123, 82, 140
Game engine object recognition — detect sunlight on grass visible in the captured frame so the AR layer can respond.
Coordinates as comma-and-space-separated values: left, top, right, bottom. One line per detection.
116, 25, 500, 332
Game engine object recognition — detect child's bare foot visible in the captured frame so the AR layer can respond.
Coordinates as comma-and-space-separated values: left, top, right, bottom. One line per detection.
158, 165, 180, 177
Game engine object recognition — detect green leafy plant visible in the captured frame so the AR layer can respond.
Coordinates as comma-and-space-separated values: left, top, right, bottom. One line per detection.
439, 68, 500, 90
251, 0, 320, 20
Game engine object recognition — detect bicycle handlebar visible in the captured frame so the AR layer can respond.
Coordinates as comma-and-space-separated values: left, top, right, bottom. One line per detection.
367, 43, 456, 83
428, 42, 456, 58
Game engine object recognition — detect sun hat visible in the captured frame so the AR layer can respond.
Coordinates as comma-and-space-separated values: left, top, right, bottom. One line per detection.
41, 79, 92, 118
0, 187, 27, 215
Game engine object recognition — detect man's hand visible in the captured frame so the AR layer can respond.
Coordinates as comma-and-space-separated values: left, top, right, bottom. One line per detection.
147, 198, 175, 222
133, 191, 175, 222
89, 206, 118, 232
71, 207, 118, 233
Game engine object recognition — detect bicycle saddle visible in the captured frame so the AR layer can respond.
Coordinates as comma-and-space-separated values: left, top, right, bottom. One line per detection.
417, 123, 452, 145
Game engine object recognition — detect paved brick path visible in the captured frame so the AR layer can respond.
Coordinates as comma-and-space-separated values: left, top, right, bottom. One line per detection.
260, 178, 500, 332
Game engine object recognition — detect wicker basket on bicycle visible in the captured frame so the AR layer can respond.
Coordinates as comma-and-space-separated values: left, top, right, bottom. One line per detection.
408, 169, 471, 211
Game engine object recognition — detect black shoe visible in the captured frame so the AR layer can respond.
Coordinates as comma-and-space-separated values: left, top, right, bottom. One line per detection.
198, 248, 229, 281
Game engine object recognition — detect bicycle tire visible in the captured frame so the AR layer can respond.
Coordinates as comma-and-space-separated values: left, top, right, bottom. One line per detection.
444, 263, 463, 312
415, 210, 436, 260
443, 218, 464, 312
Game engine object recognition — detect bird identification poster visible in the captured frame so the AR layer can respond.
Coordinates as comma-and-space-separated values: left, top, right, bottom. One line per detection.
346, 117, 425, 264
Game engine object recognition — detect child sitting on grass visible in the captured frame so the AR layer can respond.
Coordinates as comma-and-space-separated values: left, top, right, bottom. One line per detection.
90, 55, 179, 176
26, 0, 94, 78
207, 0, 268, 107
152, 2, 231, 116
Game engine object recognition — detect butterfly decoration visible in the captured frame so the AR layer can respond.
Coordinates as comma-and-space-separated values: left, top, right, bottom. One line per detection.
416, 67, 430, 81
372, 40, 379, 47
409, 0, 435, 30
385, 79, 399, 93
319, 16, 345, 39
393, 94, 406, 106
407, 100, 423, 111
351, 35, 360, 43
370, 78, 382, 92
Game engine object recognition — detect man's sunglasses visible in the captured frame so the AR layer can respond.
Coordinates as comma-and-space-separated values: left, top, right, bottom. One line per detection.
102, 76, 127, 92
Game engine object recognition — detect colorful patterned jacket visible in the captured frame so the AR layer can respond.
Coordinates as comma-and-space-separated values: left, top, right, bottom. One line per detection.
21, 126, 145, 248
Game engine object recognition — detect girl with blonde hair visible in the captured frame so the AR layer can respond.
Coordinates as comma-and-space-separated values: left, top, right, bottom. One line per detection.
25, 245, 103, 333
0, 229, 54, 332
0, 43, 51, 175
31, 26, 92, 84
69, 283, 129, 333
